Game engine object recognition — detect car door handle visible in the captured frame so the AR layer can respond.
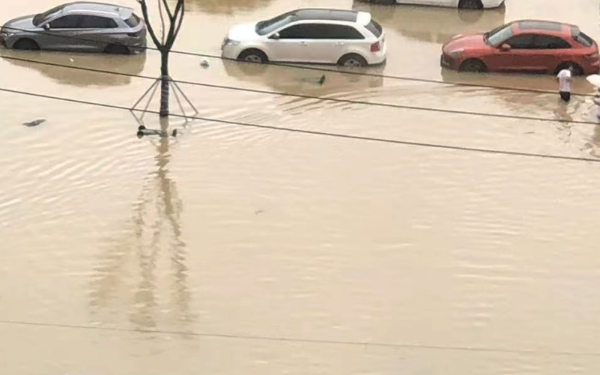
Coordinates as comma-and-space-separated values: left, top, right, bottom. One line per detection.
300, 41, 307, 46
335, 42, 344, 46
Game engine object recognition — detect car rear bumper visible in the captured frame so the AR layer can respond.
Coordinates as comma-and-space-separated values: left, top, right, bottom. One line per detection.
366, 51, 386, 66
365, 39, 387, 66
585, 60, 600, 74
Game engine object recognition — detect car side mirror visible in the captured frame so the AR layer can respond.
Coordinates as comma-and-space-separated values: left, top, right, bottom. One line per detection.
270, 32, 280, 40
499, 44, 510, 52
42, 24, 50, 30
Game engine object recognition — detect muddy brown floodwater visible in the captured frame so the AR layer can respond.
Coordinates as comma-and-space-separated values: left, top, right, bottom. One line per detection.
1, 0, 600, 374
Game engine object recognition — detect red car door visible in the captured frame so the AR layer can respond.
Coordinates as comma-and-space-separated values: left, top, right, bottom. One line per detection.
490, 33, 545, 73
530, 35, 573, 74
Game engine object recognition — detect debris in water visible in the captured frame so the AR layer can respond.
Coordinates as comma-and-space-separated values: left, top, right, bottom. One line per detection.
136, 125, 177, 138
22, 119, 46, 127
300, 75, 326, 85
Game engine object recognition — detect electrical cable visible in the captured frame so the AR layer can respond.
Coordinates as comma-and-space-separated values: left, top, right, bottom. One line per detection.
1, 25, 595, 97
1, 55, 598, 127
1, 86, 599, 164
1, 319, 599, 357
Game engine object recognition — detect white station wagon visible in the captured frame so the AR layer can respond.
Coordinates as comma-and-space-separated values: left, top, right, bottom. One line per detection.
365, 0, 505, 9
221, 8, 387, 67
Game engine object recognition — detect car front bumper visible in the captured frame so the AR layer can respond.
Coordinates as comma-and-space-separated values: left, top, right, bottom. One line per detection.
481, 0, 506, 8
440, 54, 457, 69
221, 42, 244, 61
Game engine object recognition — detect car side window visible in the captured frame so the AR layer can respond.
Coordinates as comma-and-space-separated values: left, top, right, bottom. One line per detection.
277, 24, 317, 39
319, 25, 365, 40
533, 35, 572, 49
48, 15, 82, 29
79, 15, 119, 29
276, 24, 365, 40
504, 34, 536, 49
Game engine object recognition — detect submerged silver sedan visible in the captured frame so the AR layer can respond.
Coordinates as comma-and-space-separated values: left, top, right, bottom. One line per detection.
0, 2, 147, 54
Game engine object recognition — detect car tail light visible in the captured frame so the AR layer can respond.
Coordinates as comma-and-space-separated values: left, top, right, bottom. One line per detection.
370, 41, 381, 52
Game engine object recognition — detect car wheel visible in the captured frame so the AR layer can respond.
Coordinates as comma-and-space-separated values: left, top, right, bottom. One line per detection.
104, 44, 131, 55
458, 0, 483, 9
555, 62, 583, 76
338, 54, 368, 68
237, 49, 268, 64
13, 39, 39, 51
459, 59, 487, 73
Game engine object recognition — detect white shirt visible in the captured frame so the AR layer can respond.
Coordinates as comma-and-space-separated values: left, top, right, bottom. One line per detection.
557, 69, 572, 92
594, 95, 600, 118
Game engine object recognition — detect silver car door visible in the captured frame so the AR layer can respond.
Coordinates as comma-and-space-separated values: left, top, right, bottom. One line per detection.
43, 15, 86, 51
77, 15, 121, 52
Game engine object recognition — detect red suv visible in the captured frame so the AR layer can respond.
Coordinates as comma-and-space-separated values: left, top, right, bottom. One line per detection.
441, 20, 599, 75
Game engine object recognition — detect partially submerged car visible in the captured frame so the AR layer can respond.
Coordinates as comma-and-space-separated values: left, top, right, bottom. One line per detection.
352, 0, 506, 45
441, 20, 600, 75
362, 0, 505, 10
0, 2, 147, 54
221, 8, 387, 67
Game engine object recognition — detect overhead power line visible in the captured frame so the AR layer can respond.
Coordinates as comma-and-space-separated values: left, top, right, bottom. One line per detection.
0, 85, 599, 164
1, 319, 599, 357
1, 55, 598, 127
1, 25, 595, 97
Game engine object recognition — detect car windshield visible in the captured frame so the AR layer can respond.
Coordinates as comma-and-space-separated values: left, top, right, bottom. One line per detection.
32, 4, 63, 26
484, 24, 514, 46
255, 12, 295, 36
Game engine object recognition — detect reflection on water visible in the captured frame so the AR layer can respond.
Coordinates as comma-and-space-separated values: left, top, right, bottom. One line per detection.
2, 0, 600, 374
185, 0, 274, 14
222, 60, 385, 112
89, 118, 193, 332
0, 49, 147, 87
437, 69, 597, 124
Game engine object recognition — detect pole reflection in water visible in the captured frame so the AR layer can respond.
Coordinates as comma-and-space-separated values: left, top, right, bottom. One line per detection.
88, 118, 194, 336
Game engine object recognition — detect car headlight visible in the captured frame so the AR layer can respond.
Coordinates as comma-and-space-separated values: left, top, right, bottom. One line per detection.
225, 38, 239, 46
448, 49, 465, 58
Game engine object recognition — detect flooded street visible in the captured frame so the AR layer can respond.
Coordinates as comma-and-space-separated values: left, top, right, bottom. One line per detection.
2, 0, 600, 374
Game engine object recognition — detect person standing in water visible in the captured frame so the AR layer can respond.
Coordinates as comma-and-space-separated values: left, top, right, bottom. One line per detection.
556, 65, 573, 102
593, 87, 600, 119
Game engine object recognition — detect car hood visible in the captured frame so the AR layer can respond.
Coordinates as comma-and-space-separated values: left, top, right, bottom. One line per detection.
2, 15, 37, 33
227, 22, 260, 42
442, 33, 487, 53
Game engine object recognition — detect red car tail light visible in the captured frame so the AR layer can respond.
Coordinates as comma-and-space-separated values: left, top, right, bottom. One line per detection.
370, 41, 381, 52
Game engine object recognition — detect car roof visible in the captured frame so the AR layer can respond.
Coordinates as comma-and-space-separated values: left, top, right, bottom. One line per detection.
287, 8, 360, 23
514, 20, 574, 35
62, 2, 133, 19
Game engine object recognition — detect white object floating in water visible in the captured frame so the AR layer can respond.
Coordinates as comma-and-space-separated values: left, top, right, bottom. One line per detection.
586, 74, 600, 87
200, 59, 209, 68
